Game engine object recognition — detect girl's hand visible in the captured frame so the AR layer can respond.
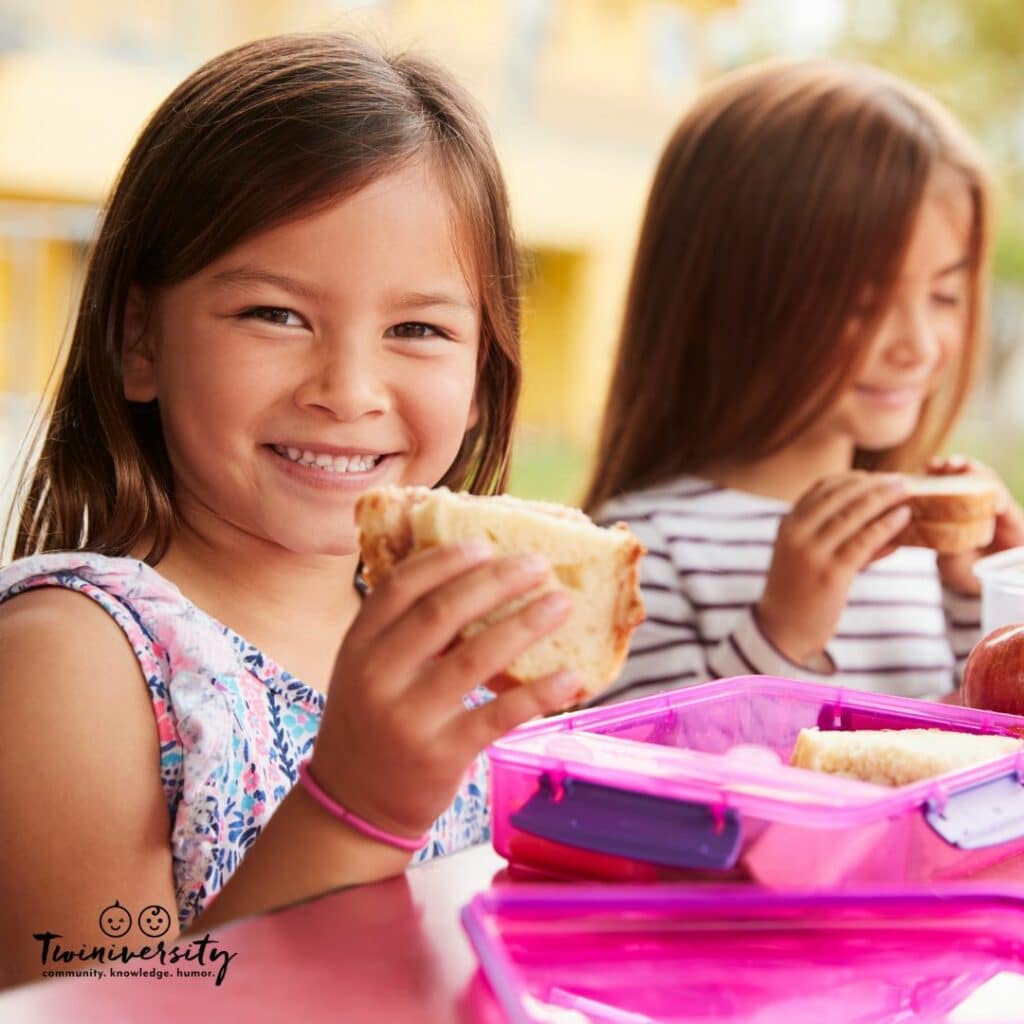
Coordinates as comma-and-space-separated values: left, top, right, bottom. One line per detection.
927, 455, 1024, 596
309, 542, 581, 842
757, 472, 911, 667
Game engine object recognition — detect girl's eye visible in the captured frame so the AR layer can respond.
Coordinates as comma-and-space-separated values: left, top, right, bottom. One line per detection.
240, 306, 304, 327
932, 293, 963, 309
386, 322, 448, 340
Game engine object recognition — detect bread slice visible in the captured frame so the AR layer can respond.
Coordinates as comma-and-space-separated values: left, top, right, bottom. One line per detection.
894, 474, 998, 554
790, 726, 1020, 787
355, 486, 646, 698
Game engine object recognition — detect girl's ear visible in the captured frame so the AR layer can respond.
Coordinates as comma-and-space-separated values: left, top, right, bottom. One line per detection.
121, 285, 158, 402
466, 393, 480, 431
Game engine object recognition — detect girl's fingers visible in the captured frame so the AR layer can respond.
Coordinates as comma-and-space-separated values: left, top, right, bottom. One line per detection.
799, 475, 899, 537
406, 588, 575, 721
368, 554, 558, 689
350, 541, 497, 643
993, 498, 1024, 548
927, 454, 970, 475
834, 504, 912, 568
792, 471, 868, 517
816, 478, 908, 552
786, 474, 867, 542
447, 668, 584, 753
480, 672, 520, 695
867, 540, 901, 564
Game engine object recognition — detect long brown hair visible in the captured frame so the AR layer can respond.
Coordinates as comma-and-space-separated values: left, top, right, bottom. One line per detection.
584, 59, 991, 513
11, 33, 521, 562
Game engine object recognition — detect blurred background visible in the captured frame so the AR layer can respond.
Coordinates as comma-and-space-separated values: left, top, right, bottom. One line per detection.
1, 0, 1023, 528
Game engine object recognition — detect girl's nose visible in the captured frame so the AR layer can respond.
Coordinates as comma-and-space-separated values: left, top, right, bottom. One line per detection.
293, 337, 390, 421
886, 301, 939, 368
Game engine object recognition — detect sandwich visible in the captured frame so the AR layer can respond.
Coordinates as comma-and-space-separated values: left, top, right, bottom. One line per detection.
895, 474, 999, 555
355, 486, 646, 699
790, 726, 1020, 787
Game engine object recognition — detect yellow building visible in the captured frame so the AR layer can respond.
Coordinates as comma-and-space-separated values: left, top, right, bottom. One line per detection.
0, 0, 734, 498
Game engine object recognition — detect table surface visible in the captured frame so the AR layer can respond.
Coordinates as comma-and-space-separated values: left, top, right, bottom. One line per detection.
3, 843, 1024, 1024
0, 845, 509, 1024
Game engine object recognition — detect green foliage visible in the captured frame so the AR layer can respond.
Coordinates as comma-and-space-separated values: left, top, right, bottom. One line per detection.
507, 434, 589, 504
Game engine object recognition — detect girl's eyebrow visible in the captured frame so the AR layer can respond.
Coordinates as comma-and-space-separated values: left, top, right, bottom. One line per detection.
934, 257, 970, 278
387, 290, 476, 313
210, 266, 324, 301
208, 269, 475, 313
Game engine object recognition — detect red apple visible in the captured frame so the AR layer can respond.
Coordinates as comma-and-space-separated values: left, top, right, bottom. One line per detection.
962, 624, 1024, 715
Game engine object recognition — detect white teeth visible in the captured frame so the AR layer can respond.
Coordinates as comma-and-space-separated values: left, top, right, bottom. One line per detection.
273, 446, 382, 474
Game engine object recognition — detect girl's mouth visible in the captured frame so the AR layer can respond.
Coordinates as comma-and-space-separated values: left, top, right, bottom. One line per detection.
853, 385, 924, 409
264, 444, 395, 487
270, 444, 386, 474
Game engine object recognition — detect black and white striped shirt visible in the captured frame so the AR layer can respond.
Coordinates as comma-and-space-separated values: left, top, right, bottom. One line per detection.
596, 476, 980, 705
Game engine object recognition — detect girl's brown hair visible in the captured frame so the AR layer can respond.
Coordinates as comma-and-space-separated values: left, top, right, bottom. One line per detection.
12, 32, 520, 562
584, 59, 991, 513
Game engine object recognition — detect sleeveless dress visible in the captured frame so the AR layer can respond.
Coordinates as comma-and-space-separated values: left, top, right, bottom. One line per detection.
0, 552, 490, 929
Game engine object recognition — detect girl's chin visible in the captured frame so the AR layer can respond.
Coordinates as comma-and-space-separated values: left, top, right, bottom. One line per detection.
277, 535, 361, 558
856, 427, 918, 452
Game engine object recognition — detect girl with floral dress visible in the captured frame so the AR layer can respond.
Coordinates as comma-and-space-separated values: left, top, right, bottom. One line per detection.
0, 33, 583, 988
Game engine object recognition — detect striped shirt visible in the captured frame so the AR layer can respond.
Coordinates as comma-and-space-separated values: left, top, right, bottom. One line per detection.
595, 475, 981, 705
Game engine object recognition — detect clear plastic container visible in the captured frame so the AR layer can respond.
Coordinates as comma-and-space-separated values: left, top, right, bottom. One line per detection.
488, 675, 1024, 887
461, 885, 1024, 1023
974, 546, 1024, 635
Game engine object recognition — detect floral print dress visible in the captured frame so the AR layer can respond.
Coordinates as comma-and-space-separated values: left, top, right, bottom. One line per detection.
0, 553, 490, 929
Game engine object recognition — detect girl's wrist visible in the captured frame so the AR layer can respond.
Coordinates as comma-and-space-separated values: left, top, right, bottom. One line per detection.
297, 760, 428, 853
754, 602, 827, 670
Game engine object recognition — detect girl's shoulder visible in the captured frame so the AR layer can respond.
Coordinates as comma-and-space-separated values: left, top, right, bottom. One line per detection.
0, 551, 185, 608
0, 552, 187, 657
0, 551, 245, 689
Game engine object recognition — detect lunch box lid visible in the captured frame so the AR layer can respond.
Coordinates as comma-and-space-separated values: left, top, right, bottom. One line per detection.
462, 883, 1024, 1024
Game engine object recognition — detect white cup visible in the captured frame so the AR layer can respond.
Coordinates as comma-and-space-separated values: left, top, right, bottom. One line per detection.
973, 547, 1024, 635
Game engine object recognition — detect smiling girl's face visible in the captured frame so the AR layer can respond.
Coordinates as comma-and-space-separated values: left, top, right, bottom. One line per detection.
819, 171, 973, 454
122, 160, 481, 556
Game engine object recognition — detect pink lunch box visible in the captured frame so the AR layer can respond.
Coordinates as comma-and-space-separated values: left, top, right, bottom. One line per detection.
461, 884, 1024, 1023
487, 675, 1024, 887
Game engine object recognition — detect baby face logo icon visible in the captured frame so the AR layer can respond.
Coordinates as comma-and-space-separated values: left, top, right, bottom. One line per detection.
99, 900, 132, 937
138, 904, 172, 938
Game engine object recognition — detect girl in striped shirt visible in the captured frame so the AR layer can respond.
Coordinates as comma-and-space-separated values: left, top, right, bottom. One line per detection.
585, 59, 1024, 705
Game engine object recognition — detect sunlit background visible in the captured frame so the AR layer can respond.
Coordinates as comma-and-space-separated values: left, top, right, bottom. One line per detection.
1, 0, 1023, 533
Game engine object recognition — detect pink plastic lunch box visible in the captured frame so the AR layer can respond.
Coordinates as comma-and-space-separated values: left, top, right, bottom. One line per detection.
488, 675, 1024, 887
461, 885, 1024, 1023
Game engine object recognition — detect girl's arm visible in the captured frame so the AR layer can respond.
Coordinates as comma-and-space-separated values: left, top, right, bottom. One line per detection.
603, 548, 834, 705
598, 473, 913, 704
0, 543, 579, 987
0, 589, 179, 990
194, 542, 581, 931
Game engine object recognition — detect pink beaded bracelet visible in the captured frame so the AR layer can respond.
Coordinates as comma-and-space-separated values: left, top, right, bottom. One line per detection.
297, 760, 428, 853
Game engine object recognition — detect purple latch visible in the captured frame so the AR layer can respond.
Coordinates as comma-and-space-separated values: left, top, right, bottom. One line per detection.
924, 770, 1024, 849
509, 773, 742, 870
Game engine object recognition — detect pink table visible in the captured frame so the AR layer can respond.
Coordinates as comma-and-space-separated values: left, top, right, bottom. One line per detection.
0, 845, 508, 1024
6, 844, 1023, 1023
